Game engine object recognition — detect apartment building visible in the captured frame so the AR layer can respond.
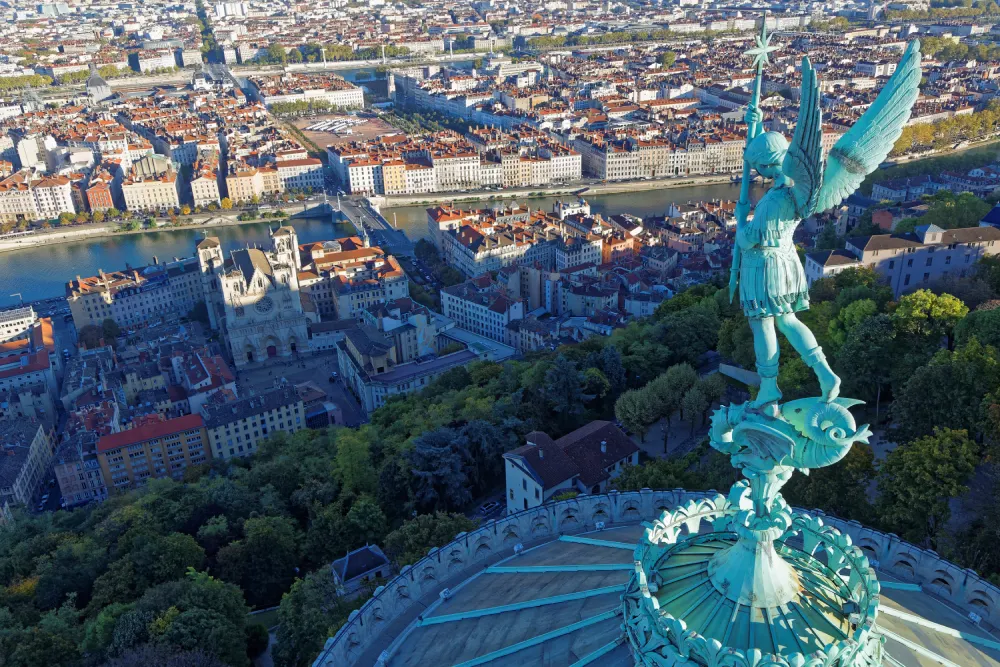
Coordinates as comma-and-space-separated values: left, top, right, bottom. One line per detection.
572, 133, 744, 180
86, 171, 116, 212
190, 160, 221, 207
297, 238, 409, 320
96, 414, 209, 492
0, 339, 58, 399
276, 158, 323, 191
555, 235, 602, 270
247, 73, 365, 109
442, 224, 558, 277
122, 169, 180, 212
201, 387, 305, 460
337, 299, 479, 414
53, 400, 118, 507
225, 165, 282, 202
805, 224, 1000, 296
0, 170, 76, 222
66, 258, 203, 330
0, 419, 53, 513
0, 306, 38, 342
441, 276, 525, 344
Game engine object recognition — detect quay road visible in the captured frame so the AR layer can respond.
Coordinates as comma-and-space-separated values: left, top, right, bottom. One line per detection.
335, 195, 415, 257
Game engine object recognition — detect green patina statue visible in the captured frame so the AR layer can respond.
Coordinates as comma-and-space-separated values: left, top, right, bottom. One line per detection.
623, 27, 923, 667
730, 34, 923, 408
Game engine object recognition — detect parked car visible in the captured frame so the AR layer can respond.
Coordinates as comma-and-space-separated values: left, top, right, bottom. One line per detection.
478, 501, 502, 516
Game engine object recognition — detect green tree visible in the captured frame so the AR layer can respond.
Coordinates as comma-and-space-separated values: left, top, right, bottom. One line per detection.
156, 607, 250, 666
657, 300, 720, 366
217, 516, 301, 608
334, 428, 377, 495
929, 275, 996, 311
612, 453, 700, 491
102, 318, 122, 344
195, 515, 230, 555
892, 289, 968, 350
345, 495, 386, 546
103, 645, 227, 666
717, 315, 755, 369
837, 314, 896, 420
272, 568, 362, 667
660, 51, 676, 67
894, 191, 991, 233
461, 419, 511, 491
645, 364, 698, 451
615, 388, 657, 442
828, 298, 878, 349
264, 43, 287, 64
955, 307, 1000, 349
877, 428, 978, 546
406, 428, 471, 512
680, 386, 708, 435
975, 255, 1000, 294
893, 338, 1000, 442
543, 355, 590, 423
33, 536, 104, 609
384, 512, 477, 566
133, 570, 250, 665
814, 223, 840, 250
78, 324, 104, 349
246, 622, 270, 658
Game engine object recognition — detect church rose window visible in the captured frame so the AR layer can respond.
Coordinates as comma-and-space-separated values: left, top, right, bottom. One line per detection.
255, 297, 274, 314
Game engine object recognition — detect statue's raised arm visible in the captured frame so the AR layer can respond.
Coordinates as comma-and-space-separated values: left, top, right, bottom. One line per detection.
813, 40, 923, 214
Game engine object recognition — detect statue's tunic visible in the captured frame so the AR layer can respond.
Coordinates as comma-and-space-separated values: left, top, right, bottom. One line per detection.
737, 185, 809, 318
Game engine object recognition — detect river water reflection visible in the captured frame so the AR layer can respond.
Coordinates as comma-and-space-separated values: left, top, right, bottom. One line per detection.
0, 182, 762, 306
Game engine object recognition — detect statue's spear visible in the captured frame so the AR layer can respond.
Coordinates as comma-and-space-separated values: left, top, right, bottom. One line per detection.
730, 17, 779, 303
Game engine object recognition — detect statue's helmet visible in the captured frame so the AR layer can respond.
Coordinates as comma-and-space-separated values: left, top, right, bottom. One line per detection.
746, 131, 789, 170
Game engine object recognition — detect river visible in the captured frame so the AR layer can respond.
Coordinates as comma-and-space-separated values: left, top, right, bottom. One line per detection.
0, 182, 761, 307
382, 182, 764, 243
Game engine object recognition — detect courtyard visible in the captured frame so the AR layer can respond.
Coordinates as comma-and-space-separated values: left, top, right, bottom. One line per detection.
235, 350, 365, 427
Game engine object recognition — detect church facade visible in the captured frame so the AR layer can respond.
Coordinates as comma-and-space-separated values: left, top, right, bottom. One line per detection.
197, 227, 314, 368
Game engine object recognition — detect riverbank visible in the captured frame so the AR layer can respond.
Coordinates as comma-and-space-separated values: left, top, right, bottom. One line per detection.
377, 173, 738, 208
0, 211, 328, 255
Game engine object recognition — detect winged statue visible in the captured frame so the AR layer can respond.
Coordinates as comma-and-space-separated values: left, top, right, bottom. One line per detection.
732, 40, 922, 408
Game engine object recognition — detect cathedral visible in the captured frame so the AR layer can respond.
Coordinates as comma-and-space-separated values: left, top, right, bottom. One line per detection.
197, 227, 314, 368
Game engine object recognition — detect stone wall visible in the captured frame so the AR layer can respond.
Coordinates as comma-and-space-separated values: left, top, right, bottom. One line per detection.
311, 489, 1000, 667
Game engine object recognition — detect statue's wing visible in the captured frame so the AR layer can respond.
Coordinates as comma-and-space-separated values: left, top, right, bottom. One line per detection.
782, 56, 823, 219
814, 40, 922, 213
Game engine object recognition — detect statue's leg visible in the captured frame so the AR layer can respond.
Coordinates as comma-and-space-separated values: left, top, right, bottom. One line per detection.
749, 316, 781, 408
775, 313, 841, 402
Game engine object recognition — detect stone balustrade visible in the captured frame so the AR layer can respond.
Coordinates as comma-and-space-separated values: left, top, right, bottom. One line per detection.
311, 489, 1000, 667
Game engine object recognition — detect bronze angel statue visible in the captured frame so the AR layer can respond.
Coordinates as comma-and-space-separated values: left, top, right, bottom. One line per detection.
731, 40, 922, 408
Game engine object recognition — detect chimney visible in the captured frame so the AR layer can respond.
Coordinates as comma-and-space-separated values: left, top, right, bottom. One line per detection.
153, 256, 158, 265
538, 447, 544, 459
600, 440, 607, 453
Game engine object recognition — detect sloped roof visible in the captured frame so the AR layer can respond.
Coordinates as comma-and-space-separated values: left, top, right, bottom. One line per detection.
505, 421, 638, 490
